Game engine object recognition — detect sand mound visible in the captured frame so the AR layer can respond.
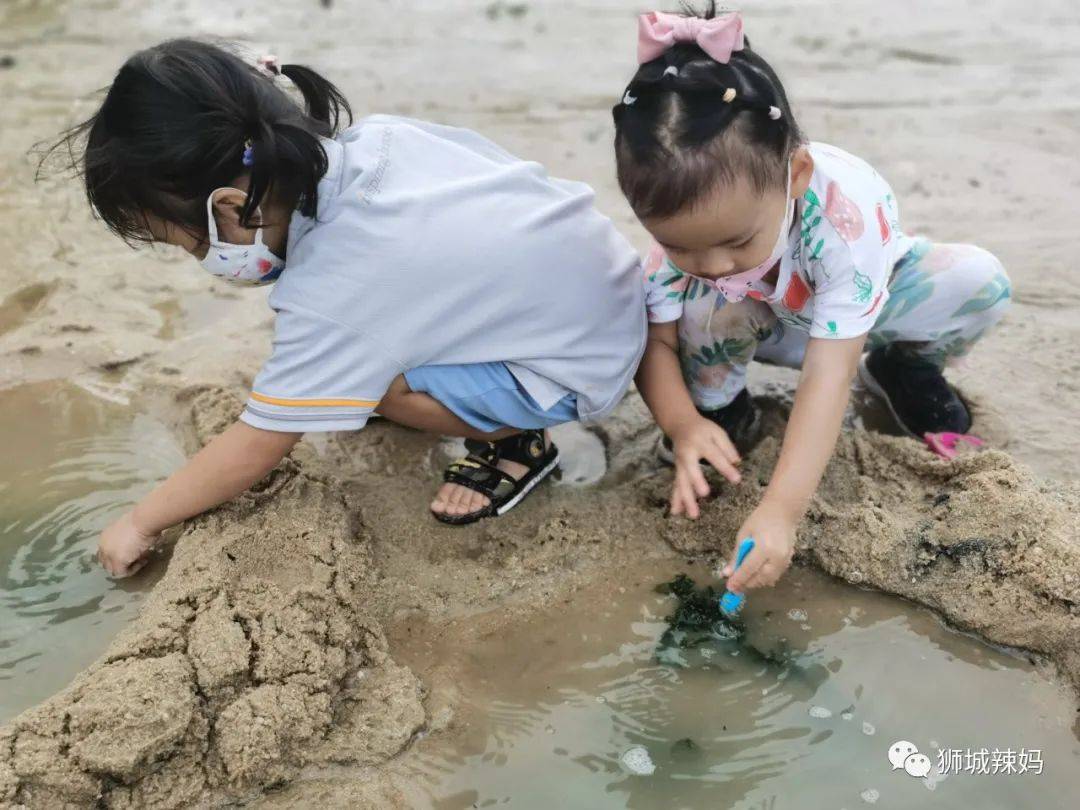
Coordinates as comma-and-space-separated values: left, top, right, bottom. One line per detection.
2, 388, 1077, 807
0, 390, 424, 808
663, 405, 1080, 695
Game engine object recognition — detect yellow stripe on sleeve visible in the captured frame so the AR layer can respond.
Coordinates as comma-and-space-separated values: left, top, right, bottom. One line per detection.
249, 392, 379, 408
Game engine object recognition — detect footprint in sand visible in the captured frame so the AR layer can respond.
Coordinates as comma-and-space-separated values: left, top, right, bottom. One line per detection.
0, 282, 55, 338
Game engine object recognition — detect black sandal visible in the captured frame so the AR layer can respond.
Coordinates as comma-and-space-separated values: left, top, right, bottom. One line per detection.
434, 430, 560, 525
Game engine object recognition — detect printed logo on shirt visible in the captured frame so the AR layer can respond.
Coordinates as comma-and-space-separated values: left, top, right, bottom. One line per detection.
359, 127, 393, 205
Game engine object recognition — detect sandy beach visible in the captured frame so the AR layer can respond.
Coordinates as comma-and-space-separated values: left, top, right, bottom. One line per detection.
1, 0, 1078, 806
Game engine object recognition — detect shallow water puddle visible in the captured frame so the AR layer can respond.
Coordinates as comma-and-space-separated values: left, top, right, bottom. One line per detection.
0, 382, 184, 723
394, 563, 1079, 808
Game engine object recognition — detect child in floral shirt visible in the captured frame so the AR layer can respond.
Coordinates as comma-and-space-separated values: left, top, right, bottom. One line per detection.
614, 6, 1011, 594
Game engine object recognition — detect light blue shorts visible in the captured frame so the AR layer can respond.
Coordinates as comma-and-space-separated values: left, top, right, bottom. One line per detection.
403, 362, 578, 433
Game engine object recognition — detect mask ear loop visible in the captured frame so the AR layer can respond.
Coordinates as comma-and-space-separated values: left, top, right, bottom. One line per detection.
706, 291, 719, 337
205, 188, 225, 245
206, 187, 264, 248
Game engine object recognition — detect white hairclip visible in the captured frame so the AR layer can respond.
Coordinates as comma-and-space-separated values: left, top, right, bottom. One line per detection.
768, 106, 783, 120
722, 87, 737, 103
623, 90, 637, 106
663, 65, 679, 78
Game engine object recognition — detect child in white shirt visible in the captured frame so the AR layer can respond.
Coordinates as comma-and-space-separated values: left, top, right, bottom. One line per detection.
52, 40, 646, 575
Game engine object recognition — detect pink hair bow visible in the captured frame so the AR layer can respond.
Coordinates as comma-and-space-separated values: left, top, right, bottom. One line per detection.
637, 10, 745, 64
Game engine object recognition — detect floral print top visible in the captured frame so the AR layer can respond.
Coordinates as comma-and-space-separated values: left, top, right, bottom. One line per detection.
644, 142, 917, 340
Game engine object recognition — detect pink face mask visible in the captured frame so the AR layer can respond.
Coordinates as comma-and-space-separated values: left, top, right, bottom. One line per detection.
685, 162, 795, 303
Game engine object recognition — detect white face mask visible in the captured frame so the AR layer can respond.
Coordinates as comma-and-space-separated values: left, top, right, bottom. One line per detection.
696, 161, 795, 303
198, 187, 285, 286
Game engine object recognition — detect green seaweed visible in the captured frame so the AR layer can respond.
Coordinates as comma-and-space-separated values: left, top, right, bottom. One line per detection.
653, 574, 851, 726
654, 574, 746, 664
654, 574, 803, 675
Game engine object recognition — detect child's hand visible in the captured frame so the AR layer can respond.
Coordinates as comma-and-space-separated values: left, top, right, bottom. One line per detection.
98, 511, 159, 578
720, 503, 797, 593
668, 417, 742, 519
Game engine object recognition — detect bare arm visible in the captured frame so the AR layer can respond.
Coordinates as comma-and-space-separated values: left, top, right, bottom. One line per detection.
99, 421, 300, 576
636, 321, 741, 517
635, 321, 702, 437
764, 334, 865, 518
723, 334, 865, 592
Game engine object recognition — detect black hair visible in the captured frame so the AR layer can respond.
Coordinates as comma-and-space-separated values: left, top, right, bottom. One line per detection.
612, 2, 803, 220
42, 38, 352, 245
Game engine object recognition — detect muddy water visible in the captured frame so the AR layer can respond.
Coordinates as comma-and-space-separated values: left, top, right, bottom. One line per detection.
394, 563, 1080, 809
0, 382, 184, 723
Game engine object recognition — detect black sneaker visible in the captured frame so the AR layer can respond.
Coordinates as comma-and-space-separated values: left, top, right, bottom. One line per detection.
657, 389, 761, 465
858, 345, 971, 437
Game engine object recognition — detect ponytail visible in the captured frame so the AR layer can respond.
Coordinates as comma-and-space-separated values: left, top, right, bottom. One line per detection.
42, 39, 353, 244
279, 63, 350, 133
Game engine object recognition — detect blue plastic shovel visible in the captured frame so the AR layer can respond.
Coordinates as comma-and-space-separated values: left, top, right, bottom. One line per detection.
719, 537, 756, 618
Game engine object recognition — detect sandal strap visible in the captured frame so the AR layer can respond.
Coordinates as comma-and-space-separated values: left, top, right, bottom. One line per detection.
443, 455, 517, 502
463, 437, 499, 465
490, 429, 548, 467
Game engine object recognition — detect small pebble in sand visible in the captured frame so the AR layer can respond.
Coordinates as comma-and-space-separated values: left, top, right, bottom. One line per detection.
841, 711, 854, 721
620, 746, 656, 775
862, 721, 876, 735
809, 706, 832, 719
787, 608, 808, 621
860, 788, 880, 804
596, 696, 606, 703
545, 725, 555, 734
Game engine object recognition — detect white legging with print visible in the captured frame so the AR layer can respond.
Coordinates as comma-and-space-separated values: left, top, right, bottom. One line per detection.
678, 239, 1012, 411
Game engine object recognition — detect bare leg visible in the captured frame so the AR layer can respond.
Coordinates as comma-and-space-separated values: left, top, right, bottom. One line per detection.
377, 375, 518, 440
377, 375, 547, 518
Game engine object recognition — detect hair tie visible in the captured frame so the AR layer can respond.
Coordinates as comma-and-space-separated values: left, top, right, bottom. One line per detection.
768, 106, 783, 120
623, 89, 638, 106
723, 87, 737, 103
241, 139, 255, 167
256, 54, 281, 77
663, 65, 679, 79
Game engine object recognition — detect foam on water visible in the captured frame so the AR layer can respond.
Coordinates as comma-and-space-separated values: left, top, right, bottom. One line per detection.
619, 746, 656, 776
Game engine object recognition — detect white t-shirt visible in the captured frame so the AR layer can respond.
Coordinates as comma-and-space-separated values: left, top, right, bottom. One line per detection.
240, 116, 647, 433
645, 142, 916, 339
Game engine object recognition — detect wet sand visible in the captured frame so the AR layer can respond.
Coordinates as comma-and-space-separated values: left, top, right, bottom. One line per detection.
1, 0, 1079, 806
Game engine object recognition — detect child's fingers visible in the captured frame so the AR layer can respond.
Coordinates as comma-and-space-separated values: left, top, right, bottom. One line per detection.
124, 553, 151, 578
676, 455, 710, 499
701, 443, 741, 484
741, 562, 777, 590
711, 429, 741, 466
671, 469, 701, 519
725, 547, 767, 594
669, 483, 684, 516
679, 473, 702, 519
